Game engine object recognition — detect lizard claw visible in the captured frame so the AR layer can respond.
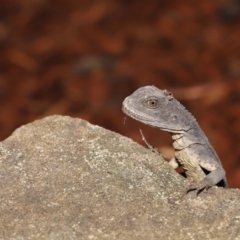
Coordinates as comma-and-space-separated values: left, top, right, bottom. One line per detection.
185, 181, 198, 194
186, 179, 212, 195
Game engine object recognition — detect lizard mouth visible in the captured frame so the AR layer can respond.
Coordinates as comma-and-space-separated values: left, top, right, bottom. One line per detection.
122, 105, 154, 123
122, 104, 185, 133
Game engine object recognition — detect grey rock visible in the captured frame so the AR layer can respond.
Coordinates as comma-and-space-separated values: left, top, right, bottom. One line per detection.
0, 115, 239, 239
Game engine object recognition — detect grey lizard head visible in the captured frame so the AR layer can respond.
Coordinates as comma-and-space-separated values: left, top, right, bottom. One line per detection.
122, 85, 197, 133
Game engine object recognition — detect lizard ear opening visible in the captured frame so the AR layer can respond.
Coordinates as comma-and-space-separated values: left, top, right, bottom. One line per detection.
169, 115, 178, 123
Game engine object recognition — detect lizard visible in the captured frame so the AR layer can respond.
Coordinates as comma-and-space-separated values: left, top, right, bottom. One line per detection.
122, 85, 227, 194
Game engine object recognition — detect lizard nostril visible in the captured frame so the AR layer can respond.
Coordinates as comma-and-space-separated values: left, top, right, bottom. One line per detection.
123, 98, 131, 107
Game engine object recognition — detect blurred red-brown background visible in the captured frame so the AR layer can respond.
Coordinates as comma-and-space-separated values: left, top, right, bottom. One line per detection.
0, 0, 240, 187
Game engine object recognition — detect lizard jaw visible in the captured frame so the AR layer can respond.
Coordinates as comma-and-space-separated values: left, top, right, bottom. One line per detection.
122, 104, 184, 133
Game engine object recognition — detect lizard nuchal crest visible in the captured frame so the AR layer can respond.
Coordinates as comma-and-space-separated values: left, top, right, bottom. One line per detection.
122, 85, 227, 194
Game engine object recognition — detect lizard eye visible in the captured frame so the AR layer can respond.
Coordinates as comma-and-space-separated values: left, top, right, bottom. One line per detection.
144, 99, 159, 108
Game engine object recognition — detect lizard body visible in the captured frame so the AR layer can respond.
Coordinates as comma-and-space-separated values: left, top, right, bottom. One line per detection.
122, 85, 227, 193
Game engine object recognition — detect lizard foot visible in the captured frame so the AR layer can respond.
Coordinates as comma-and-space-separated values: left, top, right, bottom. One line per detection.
186, 179, 213, 195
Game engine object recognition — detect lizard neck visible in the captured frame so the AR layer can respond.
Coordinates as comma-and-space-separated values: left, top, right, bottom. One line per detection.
171, 128, 206, 150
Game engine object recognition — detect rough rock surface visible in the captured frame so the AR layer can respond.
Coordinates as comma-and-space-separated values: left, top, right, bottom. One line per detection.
0, 115, 239, 239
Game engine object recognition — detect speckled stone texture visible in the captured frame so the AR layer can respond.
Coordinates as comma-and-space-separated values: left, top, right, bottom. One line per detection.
0, 115, 239, 239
